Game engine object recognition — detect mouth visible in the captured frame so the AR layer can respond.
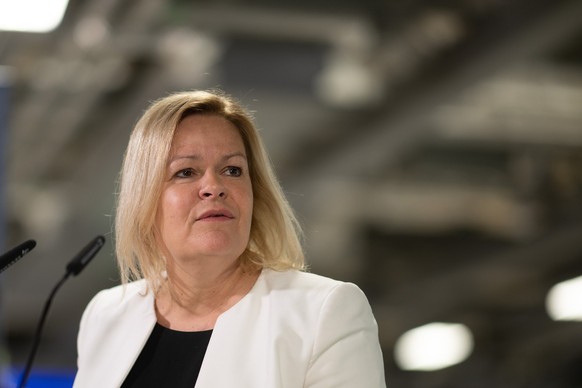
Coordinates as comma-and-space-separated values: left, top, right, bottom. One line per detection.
196, 209, 235, 221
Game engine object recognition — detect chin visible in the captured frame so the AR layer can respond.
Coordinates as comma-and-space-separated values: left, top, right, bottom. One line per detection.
171, 230, 247, 260
194, 238, 245, 258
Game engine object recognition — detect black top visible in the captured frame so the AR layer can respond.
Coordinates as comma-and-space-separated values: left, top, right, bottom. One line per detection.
121, 323, 213, 388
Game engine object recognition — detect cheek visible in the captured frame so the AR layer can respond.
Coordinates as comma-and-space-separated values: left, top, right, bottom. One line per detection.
231, 183, 253, 229
242, 188, 254, 231
239, 181, 253, 212
158, 187, 193, 228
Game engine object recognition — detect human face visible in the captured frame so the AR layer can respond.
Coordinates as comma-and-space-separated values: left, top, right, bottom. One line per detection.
156, 114, 253, 266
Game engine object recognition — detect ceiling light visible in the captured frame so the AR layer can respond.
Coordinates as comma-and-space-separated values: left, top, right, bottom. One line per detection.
0, 0, 69, 33
394, 322, 474, 371
546, 275, 582, 321
315, 53, 384, 108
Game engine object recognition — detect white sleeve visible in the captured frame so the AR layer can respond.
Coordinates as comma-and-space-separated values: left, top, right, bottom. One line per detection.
305, 282, 387, 387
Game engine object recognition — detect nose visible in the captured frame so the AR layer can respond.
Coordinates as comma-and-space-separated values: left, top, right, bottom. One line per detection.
199, 171, 226, 199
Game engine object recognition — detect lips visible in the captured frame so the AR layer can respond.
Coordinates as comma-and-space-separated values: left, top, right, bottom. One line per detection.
196, 209, 235, 221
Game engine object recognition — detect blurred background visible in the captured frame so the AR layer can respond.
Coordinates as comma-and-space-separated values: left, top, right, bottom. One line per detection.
1, 0, 582, 386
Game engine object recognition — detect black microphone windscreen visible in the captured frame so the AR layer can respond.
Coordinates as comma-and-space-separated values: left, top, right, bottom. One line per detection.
65, 235, 105, 276
0, 239, 37, 273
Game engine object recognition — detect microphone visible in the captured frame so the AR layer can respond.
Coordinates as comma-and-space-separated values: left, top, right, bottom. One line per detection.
0, 239, 37, 273
18, 235, 106, 388
66, 235, 106, 276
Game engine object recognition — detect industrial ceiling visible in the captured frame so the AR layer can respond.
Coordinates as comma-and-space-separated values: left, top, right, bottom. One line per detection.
1, 0, 582, 386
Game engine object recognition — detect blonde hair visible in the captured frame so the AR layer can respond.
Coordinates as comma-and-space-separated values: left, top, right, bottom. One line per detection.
115, 90, 305, 289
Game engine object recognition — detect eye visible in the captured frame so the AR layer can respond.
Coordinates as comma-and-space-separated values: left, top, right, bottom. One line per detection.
224, 166, 242, 177
175, 168, 195, 178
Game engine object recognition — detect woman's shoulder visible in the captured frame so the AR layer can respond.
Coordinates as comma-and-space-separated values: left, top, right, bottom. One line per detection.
250, 269, 375, 333
84, 279, 152, 318
93, 278, 148, 299
260, 269, 366, 304
263, 269, 342, 288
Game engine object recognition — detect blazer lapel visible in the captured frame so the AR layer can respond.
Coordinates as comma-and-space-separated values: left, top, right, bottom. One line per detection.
194, 271, 269, 388
106, 293, 157, 387
82, 285, 157, 388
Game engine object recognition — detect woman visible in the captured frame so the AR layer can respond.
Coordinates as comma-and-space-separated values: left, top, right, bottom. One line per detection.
73, 90, 386, 387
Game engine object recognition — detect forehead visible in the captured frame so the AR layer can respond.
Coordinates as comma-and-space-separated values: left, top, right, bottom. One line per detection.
171, 114, 246, 152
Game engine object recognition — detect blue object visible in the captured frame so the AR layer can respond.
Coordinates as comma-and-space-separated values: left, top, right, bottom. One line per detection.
2, 367, 76, 388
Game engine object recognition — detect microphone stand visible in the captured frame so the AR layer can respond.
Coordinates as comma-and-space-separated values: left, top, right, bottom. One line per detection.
18, 272, 70, 388
17, 235, 105, 388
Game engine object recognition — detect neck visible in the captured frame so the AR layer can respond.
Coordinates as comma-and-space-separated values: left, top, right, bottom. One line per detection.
156, 258, 260, 331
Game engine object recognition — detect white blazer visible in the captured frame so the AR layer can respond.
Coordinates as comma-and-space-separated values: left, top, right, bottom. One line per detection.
73, 269, 386, 388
